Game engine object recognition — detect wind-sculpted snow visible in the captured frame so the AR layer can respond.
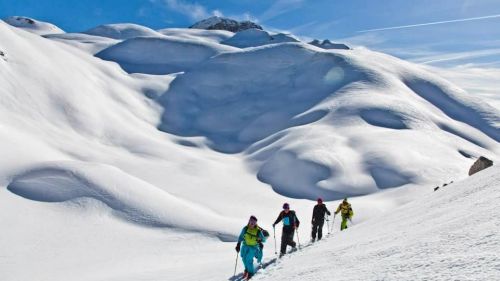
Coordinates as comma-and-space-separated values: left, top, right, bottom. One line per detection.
83, 23, 163, 39
7, 162, 240, 241
96, 36, 238, 74
44, 33, 119, 54
158, 43, 500, 199
3, 16, 64, 35
403, 77, 500, 141
158, 43, 363, 150
157, 28, 234, 44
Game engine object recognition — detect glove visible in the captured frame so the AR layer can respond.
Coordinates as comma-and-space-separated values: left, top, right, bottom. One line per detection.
272, 223, 276, 228
235, 242, 241, 252
258, 242, 264, 249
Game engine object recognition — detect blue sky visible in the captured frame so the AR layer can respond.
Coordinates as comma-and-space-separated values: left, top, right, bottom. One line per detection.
1, 0, 500, 67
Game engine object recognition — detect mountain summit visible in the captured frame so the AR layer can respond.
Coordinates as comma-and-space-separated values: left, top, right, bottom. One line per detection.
189, 16, 262, 32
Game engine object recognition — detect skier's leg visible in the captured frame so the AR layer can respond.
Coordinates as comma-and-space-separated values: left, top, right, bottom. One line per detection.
245, 247, 257, 275
311, 222, 317, 240
255, 246, 263, 263
240, 245, 250, 272
288, 230, 296, 248
280, 231, 287, 254
318, 220, 324, 240
341, 217, 348, 230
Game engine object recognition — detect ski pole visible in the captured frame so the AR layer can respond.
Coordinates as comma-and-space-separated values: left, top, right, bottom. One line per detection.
295, 227, 301, 249
331, 214, 336, 233
233, 252, 238, 277
273, 225, 277, 255
326, 215, 331, 235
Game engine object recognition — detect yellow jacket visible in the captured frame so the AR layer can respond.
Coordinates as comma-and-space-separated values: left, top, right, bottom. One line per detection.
335, 202, 353, 218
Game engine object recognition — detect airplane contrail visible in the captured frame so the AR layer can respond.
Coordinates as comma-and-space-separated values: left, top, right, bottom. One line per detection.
358, 14, 500, 33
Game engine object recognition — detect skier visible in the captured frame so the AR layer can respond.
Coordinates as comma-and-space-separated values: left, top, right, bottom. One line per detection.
311, 197, 331, 242
235, 215, 267, 280
272, 203, 300, 257
334, 198, 354, 231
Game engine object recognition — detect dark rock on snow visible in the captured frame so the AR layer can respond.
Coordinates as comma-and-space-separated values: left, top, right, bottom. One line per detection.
468, 156, 493, 176
190, 16, 262, 32
309, 39, 350, 50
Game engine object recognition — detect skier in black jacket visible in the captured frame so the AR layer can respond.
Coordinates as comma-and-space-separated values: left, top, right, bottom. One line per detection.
311, 198, 331, 242
273, 203, 300, 257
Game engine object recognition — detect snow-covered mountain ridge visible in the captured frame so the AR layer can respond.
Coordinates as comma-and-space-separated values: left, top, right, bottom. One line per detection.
1, 17, 499, 281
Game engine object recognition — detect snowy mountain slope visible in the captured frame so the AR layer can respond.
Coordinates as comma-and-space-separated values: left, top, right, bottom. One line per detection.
157, 42, 499, 199
0, 20, 325, 281
222, 28, 299, 48
44, 32, 119, 54
83, 23, 164, 39
3, 16, 64, 35
256, 165, 500, 281
1, 16, 499, 281
157, 27, 234, 44
95, 35, 238, 74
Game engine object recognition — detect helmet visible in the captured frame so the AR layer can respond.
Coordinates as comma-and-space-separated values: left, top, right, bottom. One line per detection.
283, 203, 290, 210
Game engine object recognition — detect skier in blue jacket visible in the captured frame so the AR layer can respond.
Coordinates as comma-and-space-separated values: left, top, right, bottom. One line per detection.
235, 215, 267, 280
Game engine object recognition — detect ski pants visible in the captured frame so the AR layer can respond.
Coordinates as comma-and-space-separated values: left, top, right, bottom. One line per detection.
280, 228, 296, 254
341, 216, 349, 230
240, 244, 259, 274
254, 245, 263, 263
311, 219, 325, 240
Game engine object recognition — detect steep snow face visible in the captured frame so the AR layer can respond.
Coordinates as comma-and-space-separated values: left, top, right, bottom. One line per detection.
157, 28, 234, 44
256, 165, 500, 281
222, 28, 299, 48
3, 16, 64, 35
44, 33, 119, 54
96, 36, 238, 74
83, 23, 163, 39
158, 42, 500, 199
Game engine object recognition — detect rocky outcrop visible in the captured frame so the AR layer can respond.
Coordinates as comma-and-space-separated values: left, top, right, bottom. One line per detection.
190, 16, 262, 32
468, 156, 493, 176
309, 39, 350, 50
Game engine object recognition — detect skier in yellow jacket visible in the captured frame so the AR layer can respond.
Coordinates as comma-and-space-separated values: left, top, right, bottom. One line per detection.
334, 198, 354, 230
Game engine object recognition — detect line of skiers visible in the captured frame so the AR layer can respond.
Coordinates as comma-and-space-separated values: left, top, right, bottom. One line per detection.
235, 198, 354, 280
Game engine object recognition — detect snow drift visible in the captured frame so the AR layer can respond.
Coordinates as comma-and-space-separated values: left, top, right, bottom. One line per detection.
3, 16, 64, 35
8, 161, 239, 240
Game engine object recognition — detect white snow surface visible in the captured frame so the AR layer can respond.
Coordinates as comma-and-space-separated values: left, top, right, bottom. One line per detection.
222, 28, 299, 48
1, 16, 500, 281
3, 16, 64, 35
255, 166, 500, 281
83, 23, 164, 39
157, 28, 234, 44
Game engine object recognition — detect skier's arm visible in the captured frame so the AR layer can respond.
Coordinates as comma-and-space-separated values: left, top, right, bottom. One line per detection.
236, 227, 246, 252
294, 212, 300, 228
334, 204, 341, 214
238, 228, 246, 243
325, 205, 331, 216
273, 212, 283, 226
